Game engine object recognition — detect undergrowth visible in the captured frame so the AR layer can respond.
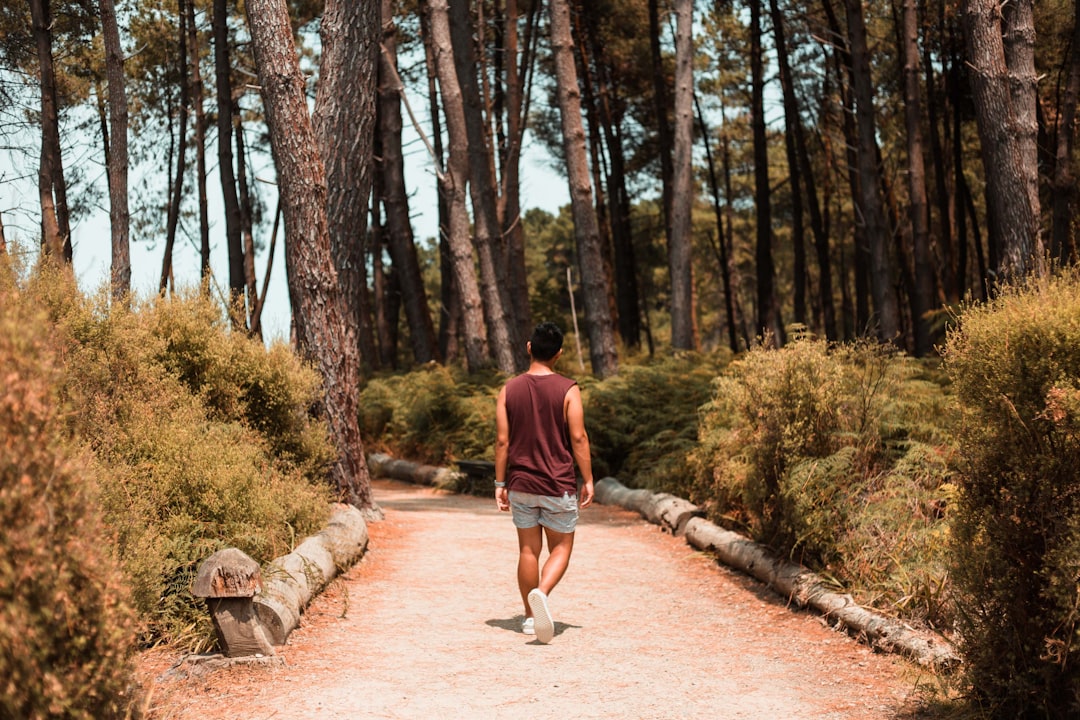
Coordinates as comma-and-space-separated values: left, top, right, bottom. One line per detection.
12, 266, 333, 651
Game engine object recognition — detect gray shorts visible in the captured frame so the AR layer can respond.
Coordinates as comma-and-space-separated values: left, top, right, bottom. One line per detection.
509, 490, 579, 534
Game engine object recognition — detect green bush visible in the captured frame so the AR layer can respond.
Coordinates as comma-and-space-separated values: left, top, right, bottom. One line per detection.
583, 352, 730, 493
690, 337, 953, 625
943, 272, 1080, 717
0, 273, 136, 719
359, 364, 501, 476
21, 272, 333, 649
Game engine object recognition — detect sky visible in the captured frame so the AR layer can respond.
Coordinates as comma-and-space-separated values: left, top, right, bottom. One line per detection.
0, 93, 569, 343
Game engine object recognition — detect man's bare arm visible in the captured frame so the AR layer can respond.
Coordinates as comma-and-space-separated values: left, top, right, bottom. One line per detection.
565, 385, 594, 507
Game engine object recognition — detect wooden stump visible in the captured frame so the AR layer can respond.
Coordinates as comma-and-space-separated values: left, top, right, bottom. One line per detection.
192, 548, 275, 657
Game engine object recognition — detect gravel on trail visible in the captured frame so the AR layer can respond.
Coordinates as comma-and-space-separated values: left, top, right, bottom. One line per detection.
137, 478, 937, 719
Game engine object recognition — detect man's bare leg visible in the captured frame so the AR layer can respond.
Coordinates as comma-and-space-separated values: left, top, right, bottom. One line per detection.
538, 526, 575, 595
516, 525, 543, 617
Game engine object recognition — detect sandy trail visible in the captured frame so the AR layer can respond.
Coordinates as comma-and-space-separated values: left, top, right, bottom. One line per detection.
140, 478, 932, 719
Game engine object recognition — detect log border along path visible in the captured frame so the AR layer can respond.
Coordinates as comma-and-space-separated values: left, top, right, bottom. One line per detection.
142, 465, 948, 719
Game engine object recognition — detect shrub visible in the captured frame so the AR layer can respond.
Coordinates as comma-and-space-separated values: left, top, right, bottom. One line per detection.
943, 272, 1080, 717
690, 337, 953, 625
0, 274, 136, 719
21, 272, 333, 648
583, 352, 729, 493
359, 364, 501, 478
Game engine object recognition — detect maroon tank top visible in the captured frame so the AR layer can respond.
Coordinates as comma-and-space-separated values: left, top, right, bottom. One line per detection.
504, 372, 578, 497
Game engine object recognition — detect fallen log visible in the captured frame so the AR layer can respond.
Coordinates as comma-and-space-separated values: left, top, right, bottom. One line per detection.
596, 476, 958, 670
368, 452, 462, 488
253, 503, 369, 645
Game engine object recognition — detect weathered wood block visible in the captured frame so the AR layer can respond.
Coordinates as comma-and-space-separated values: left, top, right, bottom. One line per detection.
192, 548, 275, 658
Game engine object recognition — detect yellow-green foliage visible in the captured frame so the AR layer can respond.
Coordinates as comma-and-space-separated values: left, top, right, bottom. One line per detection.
19, 269, 333, 649
359, 364, 501, 470
583, 352, 730, 494
943, 272, 1080, 717
0, 271, 136, 719
691, 338, 953, 625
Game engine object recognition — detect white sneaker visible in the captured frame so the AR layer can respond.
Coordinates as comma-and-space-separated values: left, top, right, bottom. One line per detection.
522, 617, 535, 635
527, 589, 554, 643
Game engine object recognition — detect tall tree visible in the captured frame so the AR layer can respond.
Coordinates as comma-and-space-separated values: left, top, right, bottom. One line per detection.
378, 1, 438, 365
160, 0, 190, 294
750, 0, 783, 343
28, 0, 71, 263
1050, 0, 1080, 264
245, 0, 377, 514
845, 0, 899, 341
963, 0, 1042, 279
186, 0, 211, 281
648, 0, 674, 245
212, 0, 245, 319
423, 0, 491, 371
900, 0, 934, 355
99, 0, 130, 300
548, 0, 618, 377
447, 0, 520, 372
313, 0, 381, 368
669, 0, 695, 350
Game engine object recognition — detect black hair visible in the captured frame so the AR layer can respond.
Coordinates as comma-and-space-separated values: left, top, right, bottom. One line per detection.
529, 322, 564, 361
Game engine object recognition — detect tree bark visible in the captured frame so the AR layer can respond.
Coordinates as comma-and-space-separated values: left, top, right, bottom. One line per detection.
900, 0, 934, 355
246, 0, 378, 514
99, 0, 130, 301
447, 0, 520, 373
845, 0, 899, 342
378, 5, 439, 365
423, 0, 491, 371
313, 0, 381, 369
213, 0, 245, 320
547, 0, 618, 378
669, 0, 695, 350
962, 0, 1042, 279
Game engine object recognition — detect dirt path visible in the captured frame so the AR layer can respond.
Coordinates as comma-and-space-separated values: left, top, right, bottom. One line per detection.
140, 478, 935, 719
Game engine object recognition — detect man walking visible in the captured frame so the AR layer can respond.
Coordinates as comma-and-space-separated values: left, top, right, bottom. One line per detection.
494, 322, 594, 643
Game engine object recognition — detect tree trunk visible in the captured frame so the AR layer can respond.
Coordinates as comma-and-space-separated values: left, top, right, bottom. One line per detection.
246, 0, 378, 514
1050, 1, 1079, 265
845, 0, 899, 342
213, 0, 245, 320
962, 0, 1042, 279
447, 0, 520, 373
925, 4, 956, 303
900, 0, 934, 355
500, 0, 535, 347
29, 0, 69, 263
423, 0, 491, 371
669, 0, 695, 350
547, 0, 618, 378
234, 114, 259, 327
648, 0, 674, 247
313, 0, 380, 369
161, 0, 190, 295
379, 3, 439, 365
186, 0, 211, 281
696, 94, 738, 354
99, 0, 130, 300
769, 0, 808, 330
751, 0, 783, 344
